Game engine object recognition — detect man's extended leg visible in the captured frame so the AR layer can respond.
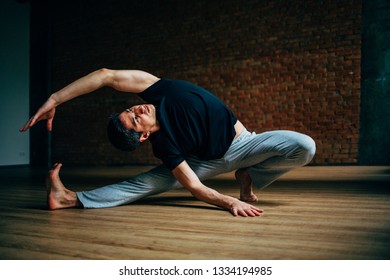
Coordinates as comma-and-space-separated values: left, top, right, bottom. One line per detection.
45, 163, 180, 210
76, 165, 179, 208
76, 157, 230, 208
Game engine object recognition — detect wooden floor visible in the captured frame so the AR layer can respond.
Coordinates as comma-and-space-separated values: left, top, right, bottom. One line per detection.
0, 165, 389, 260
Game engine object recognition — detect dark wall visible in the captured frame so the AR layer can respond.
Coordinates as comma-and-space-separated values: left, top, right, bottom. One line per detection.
360, 0, 390, 165
0, 0, 30, 166
31, 0, 363, 166
29, 0, 51, 166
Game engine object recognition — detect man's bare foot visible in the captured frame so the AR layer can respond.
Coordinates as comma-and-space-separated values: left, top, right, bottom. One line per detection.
235, 168, 258, 202
46, 163, 80, 210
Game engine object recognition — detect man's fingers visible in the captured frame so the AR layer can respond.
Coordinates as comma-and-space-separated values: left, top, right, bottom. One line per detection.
20, 108, 55, 132
19, 120, 29, 132
251, 207, 264, 216
252, 206, 264, 214
19, 118, 34, 132
237, 209, 249, 217
19, 124, 27, 132
229, 199, 264, 217
244, 209, 259, 217
46, 118, 53, 131
232, 207, 253, 217
232, 206, 264, 217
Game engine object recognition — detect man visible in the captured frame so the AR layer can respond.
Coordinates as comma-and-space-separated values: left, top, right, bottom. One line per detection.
20, 68, 316, 217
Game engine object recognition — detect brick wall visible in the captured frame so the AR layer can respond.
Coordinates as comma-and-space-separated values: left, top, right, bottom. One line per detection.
49, 0, 361, 166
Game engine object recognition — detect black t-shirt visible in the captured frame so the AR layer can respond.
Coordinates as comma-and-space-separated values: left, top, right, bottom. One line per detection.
138, 79, 237, 170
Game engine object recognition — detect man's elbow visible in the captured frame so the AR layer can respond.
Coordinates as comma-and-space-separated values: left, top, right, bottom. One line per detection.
96, 68, 114, 87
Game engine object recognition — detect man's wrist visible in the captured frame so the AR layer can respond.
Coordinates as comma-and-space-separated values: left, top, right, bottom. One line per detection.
49, 93, 60, 107
223, 195, 238, 210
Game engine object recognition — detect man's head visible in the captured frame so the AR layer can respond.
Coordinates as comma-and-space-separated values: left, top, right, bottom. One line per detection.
107, 104, 158, 151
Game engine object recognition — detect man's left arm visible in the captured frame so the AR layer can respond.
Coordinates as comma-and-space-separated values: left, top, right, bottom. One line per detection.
19, 69, 159, 132
172, 161, 263, 217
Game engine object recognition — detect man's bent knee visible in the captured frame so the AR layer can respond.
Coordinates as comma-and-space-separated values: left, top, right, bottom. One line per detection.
299, 134, 316, 166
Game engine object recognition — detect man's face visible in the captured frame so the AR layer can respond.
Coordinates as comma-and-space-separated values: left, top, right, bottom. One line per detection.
119, 104, 157, 134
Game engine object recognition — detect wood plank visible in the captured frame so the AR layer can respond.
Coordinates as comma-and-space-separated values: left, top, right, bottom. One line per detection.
0, 166, 389, 260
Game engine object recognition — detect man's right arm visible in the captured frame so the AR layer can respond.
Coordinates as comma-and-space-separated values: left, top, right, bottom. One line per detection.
20, 68, 159, 132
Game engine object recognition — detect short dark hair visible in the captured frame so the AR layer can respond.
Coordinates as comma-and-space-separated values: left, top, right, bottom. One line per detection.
107, 113, 141, 151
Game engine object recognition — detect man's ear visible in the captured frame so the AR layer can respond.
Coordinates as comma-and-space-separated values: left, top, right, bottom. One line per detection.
139, 131, 150, 143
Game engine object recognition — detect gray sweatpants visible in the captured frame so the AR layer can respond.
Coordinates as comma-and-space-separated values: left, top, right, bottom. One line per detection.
77, 130, 316, 208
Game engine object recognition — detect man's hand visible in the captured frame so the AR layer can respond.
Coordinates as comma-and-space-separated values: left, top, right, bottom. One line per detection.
172, 161, 264, 217
229, 198, 263, 217
20, 97, 56, 132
